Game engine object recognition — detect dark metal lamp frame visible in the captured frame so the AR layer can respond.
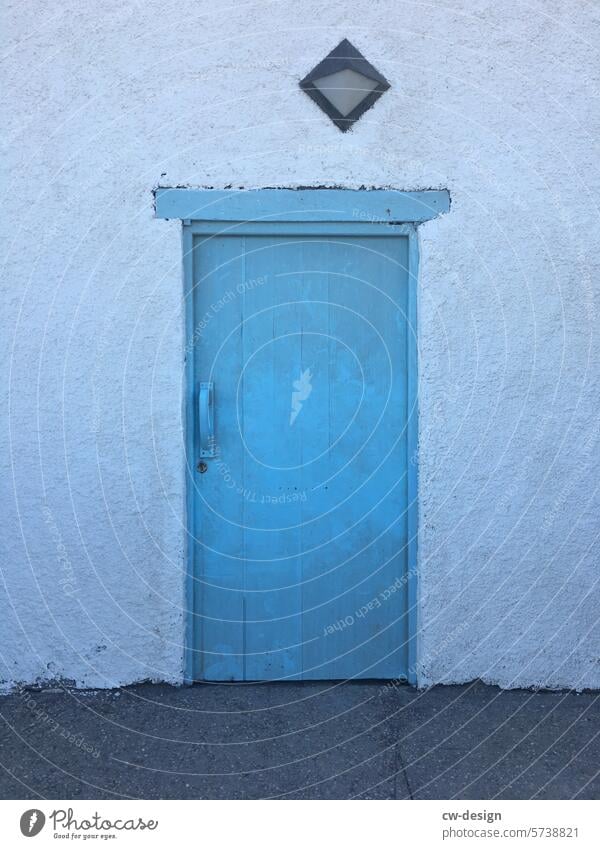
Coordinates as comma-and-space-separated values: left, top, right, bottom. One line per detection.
299, 38, 390, 132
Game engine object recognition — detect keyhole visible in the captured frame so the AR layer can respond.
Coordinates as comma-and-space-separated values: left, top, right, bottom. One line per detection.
197, 461, 208, 474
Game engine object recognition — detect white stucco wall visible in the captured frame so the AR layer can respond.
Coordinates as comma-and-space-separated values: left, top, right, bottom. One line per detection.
2, 0, 599, 691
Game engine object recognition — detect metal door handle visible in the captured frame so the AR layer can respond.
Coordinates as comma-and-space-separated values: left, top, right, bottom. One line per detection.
199, 382, 216, 457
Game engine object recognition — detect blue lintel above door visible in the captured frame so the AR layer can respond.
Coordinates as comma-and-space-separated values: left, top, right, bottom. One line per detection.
154, 188, 450, 223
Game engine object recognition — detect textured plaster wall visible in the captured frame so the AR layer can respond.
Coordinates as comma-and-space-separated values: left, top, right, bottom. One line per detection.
2, 0, 599, 691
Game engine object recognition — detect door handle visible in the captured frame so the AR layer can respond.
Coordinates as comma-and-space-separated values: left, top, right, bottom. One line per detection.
199, 381, 216, 457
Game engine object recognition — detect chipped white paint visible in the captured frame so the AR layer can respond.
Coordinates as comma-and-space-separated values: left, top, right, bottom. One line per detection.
1, 0, 599, 691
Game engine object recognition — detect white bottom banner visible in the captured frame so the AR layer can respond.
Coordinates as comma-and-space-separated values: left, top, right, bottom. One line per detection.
0, 800, 598, 848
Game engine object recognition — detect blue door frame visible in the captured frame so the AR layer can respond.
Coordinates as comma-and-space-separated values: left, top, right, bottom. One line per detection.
155, 188, 449, 684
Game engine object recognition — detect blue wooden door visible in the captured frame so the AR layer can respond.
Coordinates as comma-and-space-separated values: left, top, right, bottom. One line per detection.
187, 221, 415, 681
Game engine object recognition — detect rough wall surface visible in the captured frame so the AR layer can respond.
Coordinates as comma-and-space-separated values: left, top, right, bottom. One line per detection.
2, 0, 599, 691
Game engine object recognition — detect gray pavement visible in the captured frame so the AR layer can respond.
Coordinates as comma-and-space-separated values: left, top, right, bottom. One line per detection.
0, 681, 597, 799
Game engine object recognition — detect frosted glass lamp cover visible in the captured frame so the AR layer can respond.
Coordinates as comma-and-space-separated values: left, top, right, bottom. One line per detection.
312, 69, 379, 117
299, 39, 390, 131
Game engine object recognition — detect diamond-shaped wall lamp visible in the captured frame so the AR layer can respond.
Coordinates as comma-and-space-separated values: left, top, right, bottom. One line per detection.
299, 39, 390, 132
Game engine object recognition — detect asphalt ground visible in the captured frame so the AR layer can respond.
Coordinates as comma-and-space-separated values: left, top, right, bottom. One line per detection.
0, 681, 597, 799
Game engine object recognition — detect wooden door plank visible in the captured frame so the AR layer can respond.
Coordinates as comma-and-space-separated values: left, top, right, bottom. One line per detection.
192, 235, 245, 680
